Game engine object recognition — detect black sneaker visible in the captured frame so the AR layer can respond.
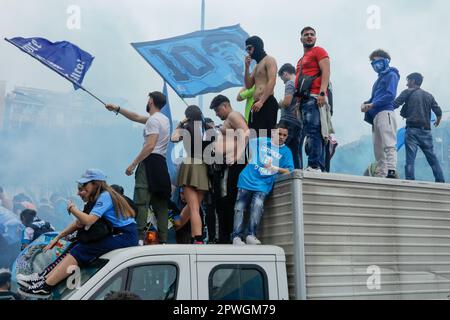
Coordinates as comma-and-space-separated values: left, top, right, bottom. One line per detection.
18, 280, 52, 299
386, 170, 397, 179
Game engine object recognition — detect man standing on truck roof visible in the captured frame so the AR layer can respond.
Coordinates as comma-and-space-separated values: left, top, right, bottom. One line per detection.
244, 36, 278, 138
210, 95, 249, 244
232, 122, 294, 246
394, 72, 445, 183
361, 49, 400, 179
106, 92, 171, 243
295, 26, 332, 173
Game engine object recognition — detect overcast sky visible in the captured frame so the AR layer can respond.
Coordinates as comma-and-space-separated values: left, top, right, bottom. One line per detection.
1, 0, 449, 144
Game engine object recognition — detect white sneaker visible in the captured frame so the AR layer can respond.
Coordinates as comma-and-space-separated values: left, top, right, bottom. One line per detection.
304, 166, 322, 173
245, 235, 261, 245
232, 237, 246, 246
16, 273, 43, 288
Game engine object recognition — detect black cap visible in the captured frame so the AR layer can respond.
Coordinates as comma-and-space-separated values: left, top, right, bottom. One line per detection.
0, 269, 11, 286
210, 95, 230, 110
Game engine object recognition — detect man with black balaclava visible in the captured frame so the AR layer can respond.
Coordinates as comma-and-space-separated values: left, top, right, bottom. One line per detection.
244, 36, 278, 138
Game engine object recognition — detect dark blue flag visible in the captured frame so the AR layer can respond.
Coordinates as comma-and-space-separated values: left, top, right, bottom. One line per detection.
131, 24, 249, 98
5, 37, 94, 90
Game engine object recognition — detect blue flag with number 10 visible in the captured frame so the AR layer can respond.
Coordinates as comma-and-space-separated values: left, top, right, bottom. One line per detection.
131, 24, 249, 98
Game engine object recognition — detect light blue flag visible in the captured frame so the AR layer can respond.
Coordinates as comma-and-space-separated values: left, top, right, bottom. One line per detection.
160, 82, 178, 184
131, 24, 249, 98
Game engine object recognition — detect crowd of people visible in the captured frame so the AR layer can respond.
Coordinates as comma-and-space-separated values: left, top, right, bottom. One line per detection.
1, 25, 447, 299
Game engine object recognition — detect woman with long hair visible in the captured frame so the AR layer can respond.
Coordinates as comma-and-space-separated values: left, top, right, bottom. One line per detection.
18, 169, 138, 298
171, 105, 211, 244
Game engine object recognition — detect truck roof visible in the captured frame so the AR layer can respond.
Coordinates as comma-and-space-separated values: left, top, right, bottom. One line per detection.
100, 244, 286, 262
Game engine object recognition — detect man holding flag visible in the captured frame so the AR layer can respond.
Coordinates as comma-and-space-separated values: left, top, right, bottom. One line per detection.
106, 92, 171, 244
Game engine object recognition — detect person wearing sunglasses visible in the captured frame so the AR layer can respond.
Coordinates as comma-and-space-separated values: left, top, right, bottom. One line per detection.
244, 36, 278, 139
18, 169, 138, 298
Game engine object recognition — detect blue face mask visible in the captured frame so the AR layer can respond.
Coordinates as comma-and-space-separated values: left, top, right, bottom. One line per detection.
371, 58, 390, 74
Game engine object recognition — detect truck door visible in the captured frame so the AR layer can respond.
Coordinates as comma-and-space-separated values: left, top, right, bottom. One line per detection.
79, 255, 191, 300
196, 255, 280, 300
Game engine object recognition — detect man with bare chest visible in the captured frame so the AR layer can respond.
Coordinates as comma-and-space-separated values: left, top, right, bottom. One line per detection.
244, 36, 278, 138
210, 95, 249, 243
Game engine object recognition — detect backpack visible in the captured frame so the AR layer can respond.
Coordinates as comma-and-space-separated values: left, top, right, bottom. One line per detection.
295, 58, 334, 115
30, 221, 55, 240
76, 218, 113, 244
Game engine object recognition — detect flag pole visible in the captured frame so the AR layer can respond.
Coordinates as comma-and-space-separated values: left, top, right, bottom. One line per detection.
198, 0, 206, 111
4, 37, 106, 106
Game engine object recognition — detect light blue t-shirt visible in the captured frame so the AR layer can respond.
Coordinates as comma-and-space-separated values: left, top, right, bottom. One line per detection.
91, 192, 136, 228
238, 138, 294, 194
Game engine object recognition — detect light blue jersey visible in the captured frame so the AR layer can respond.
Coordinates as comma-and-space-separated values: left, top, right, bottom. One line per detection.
91, 192, 135, 228
238, 138, 294, 194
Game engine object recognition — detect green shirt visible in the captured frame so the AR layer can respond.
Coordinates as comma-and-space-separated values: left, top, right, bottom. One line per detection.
239, 86, 256, 123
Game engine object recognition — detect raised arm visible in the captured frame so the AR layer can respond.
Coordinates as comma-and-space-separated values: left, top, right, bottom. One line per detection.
244, 55, 255, 89
105, 104, 148, 124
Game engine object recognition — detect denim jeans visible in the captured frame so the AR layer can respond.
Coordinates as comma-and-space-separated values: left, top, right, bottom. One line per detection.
284, 120, 303, 169
231, 189, 267, 239
301, 98, 325, 170
405, 127, 445, 182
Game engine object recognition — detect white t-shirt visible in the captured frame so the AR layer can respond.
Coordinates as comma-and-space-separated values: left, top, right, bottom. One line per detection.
143, 111, 170, 157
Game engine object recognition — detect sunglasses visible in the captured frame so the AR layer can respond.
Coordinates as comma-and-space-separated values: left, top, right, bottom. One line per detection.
77, 182, 88, 189
245, 45, 253, 52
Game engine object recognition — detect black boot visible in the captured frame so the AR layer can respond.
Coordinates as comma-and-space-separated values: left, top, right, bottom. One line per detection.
386, 170, 397, 179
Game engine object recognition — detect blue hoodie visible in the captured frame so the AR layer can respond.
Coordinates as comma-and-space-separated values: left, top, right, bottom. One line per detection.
365, 67, 400, 124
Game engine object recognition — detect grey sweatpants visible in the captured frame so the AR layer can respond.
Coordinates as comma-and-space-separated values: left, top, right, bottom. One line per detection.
372, 110, 397, 177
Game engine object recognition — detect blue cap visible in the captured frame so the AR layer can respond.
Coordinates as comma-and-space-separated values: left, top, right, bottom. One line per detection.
77, 168, 107, 184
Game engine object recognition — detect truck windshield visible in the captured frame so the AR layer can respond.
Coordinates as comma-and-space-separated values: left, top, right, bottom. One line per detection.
52, 258, 109, 300
12, 233, 108, 300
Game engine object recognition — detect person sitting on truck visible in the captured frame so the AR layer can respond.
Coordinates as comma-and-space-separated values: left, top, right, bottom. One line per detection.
18, 169, 138, 299
16, 180, 96, 289
232, 122, 294, 245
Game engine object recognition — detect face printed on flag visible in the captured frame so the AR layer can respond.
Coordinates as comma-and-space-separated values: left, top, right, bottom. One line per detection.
131, 24, 249, 98
5, 37, 94, 90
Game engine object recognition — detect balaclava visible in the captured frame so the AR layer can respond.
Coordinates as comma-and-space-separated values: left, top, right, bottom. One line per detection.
245, 36, 267, 63
371, 58, 390, 74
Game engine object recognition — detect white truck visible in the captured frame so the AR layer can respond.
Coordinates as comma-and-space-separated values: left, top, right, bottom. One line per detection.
47, 245, 288, 300
259, 171, 450, 300
14, 170, 450, 300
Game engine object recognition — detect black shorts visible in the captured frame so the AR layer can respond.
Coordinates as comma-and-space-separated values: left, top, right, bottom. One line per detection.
248, 95, 278, 138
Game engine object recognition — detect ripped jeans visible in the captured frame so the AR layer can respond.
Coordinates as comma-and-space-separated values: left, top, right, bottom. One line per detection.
231, 189, 267, 240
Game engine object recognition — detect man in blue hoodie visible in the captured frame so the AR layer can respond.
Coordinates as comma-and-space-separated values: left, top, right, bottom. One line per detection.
361, 49, 400, 178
